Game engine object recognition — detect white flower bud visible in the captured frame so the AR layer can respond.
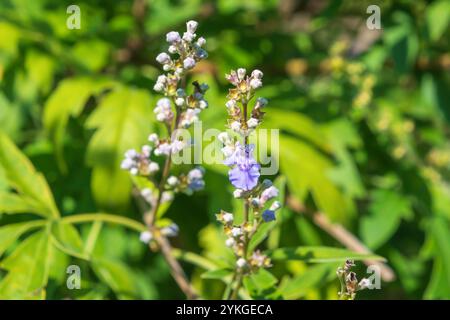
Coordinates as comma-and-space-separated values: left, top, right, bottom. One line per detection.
120, 158, 134, 170
186, 20, 198, 34
156, 113, 166, 122
141, 145, 152, 157
198, 100, 208, 109
223, 213, 234, 223
139, 231, 152, 244
358, 278, 372, 290
167, 176, 179, 186
148, 162, 159, 173
166, 31, 181, 43
161, 191, 173, 203
183, 57, 196, 69
168, 45, 177, 54
233, 189, 244, 198
163, 64, 171, 71
230, 121, 241, 132
183, 32, 195, 42
157, 75, 167, 83
251, 69, 263, 79
156, 52, 170, 64
218, 132, 230, 144
225, 100, 236, 109
237, 68, 246, 80
196, 37, 206, 47
236, 258, 247, 268
270, 200, 281, 211
250, 78, 262, 89
175, 97, 185, 106
161, 223, 179, 237
231, 227, 242, 237
225, 238, 235, 247
247, 117, 259, 128
153, 82, 164, 92
148, 133, 159, 143
130, 167, 138, 175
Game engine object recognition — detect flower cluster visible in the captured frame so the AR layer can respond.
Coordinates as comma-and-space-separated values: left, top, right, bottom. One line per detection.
139, 223, 179, 244
121, 20, 208, 246
120, 146, 159, 176
224, 68, 267, 136
153, 20, 209, 132
166, 167, 205, 195
217, 68, 281, 276
336, 260, 372, 300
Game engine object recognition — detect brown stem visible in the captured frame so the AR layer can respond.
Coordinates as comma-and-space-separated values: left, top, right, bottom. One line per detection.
287, 196, 396, 282
143, 77, 198, 299
152, 232, 198, 300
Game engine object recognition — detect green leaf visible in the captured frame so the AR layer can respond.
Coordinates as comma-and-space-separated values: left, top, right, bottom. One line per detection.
268, 246, 386, 263
279, 263, 337, 299
85, 86, 154, 210
426, 0, 450, 41
0, 230, 52, 299
0, 132, 59, 218
92, 258, 138, 299
263, 110, 330, 152
323, 119, 366, 198
0, 221, 44, 256
43, 77, 115, 171
243, 269, 278, 297
201, 268, 233, 280
360, 189, 412, 249
51, 222, 86, 260
0, 192, 44, 216
280, 135, 353, 222
424, 217, 450, 299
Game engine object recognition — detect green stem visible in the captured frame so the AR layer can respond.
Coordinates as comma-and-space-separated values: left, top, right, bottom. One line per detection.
61, 213, 146, 233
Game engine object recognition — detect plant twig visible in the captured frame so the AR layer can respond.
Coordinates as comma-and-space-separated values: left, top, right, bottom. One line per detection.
286, 196, 396, 282
152, 230, 198, 300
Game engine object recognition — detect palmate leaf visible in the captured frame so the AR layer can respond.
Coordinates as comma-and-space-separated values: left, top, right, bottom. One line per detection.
0, 221, 45, 256
0, 230, 52, 299
0, 134, 85, 299
85, 86, 154, 210
360, 189, 412, 250
279, 135, 354, 222
268, 246, 385, 263
0, 132, 59, 218
43, 77, 116, 171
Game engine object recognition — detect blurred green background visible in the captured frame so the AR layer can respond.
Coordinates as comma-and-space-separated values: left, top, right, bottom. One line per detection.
0, 0, 449, 299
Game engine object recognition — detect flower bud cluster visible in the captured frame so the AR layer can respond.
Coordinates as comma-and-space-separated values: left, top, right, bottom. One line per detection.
216, 210, 272, 272
166, 166, 205, 195
121, 146, 160, 176
139, 223, 179, 245
122, 21, 209, 245
224, 68, 267, 136
336, 259, 372, 300
216, 67, 280, 278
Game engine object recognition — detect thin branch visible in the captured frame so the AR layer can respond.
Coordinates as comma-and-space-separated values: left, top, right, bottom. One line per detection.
287, 196, 396, 282
152, 230, 198, 300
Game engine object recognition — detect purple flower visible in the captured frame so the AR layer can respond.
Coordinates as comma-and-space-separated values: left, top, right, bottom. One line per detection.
225, 143, 260, 191
262, 210, 276, 222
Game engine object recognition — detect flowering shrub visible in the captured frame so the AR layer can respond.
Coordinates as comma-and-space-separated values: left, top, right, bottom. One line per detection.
0, 0, 449, 301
